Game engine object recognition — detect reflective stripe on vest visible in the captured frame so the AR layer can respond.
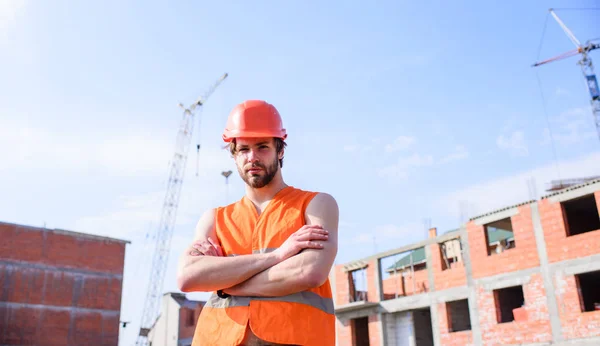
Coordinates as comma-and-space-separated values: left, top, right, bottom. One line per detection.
226, 248, 275, 257
205, 291, 335, 315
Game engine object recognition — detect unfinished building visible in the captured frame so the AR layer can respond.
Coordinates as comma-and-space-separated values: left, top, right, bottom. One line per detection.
332, 179, 600, 345
0, 221, 129, 346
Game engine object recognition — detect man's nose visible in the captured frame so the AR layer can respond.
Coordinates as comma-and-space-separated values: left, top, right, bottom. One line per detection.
247, 149, 259, 162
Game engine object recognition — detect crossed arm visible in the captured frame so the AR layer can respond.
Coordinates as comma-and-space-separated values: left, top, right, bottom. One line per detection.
176, 193, 339, 296
225, 193, 339, 296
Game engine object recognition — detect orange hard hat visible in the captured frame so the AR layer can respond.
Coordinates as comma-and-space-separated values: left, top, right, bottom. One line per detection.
222, 100, 287, 142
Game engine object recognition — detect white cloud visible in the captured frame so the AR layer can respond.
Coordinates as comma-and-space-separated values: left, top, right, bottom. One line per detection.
378, 146, 468, 179
71, 191, 165, 240
377, 153, 434, 179
385, 135, 416, 153
351, 223, 419, 244
497, 131, 529, 157
438, 151, 600, 220
403, 153, 434, 167
440, 145, 469, 164
375, 224, 415, 239
542, 107, 597, 145
343, 143, 373, 153
0, 121, 177, 177
377, 165, 409, 179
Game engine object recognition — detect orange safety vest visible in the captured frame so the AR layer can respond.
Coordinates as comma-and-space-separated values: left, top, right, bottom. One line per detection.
191, 186, 335, 346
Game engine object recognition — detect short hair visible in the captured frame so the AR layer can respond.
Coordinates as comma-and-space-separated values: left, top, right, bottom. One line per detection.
228, 138, 287, 167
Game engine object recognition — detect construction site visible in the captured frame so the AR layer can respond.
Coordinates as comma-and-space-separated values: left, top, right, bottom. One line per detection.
331, 178, 600, 345
1, 2, 599, 346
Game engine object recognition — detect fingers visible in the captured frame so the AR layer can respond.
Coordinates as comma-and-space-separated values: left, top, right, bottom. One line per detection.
207, 237, 224, 257
191, 240, 219, 256
295, 227, 327, 238
302, 241, 325, 249
295, 228, 329, 242
300, 224, 323, 231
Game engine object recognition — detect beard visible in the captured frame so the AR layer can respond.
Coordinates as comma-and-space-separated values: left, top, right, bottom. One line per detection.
238, 158, 279, 188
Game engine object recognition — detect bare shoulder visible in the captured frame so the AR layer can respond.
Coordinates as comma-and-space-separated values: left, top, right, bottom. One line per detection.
193, 208, 217, 241
306, 192, 339, 227
308, 192, 338, 211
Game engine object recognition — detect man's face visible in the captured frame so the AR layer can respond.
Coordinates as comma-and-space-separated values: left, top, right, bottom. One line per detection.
234, 137, 282, 188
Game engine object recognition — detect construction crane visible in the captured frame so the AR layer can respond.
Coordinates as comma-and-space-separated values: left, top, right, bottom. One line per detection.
533, 8, 600, 142
136, 73, 228, 345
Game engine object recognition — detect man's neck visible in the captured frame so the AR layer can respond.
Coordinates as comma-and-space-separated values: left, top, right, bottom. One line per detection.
245, 177, 288, 210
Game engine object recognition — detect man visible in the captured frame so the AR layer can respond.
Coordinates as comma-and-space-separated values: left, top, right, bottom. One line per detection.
176, 100, 339, 346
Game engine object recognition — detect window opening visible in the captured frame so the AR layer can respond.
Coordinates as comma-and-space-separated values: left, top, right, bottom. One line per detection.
576, 270, 600, 312
447, 299, 472, 332
494, 286, 525, 323
562, 194, 600, 236
484, 217, 516, 256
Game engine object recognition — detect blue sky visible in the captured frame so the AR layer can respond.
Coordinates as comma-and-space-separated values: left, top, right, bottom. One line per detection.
1, 1, 599, 344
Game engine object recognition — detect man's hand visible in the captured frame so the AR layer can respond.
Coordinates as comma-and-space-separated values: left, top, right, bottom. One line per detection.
272, 225, 329, 262
189, 237, 224, 257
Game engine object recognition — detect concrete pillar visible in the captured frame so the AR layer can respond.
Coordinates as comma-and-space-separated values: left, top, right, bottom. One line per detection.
426, 229, 440, 346
459, 225, 483, 345
531, 203, 563, 342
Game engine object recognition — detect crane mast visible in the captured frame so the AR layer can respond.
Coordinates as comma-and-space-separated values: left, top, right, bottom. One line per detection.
136, 73, 228, 345
533, 8, 600, 142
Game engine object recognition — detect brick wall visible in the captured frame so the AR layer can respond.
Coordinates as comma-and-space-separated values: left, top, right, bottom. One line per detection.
477, 273, 552, 345
368, 314, 381, 346
0, 224, 125, 274
335, 318, 353, 346
430, 241, 467, 290
381, 268, 428, 299
334, 264, 350, 306
437, 303, 474, 346
468, 204, 540, 279
555, 273, 600, 340
366, 259, 378, 302
333, 260, 376, 305
434, 264, 467, 291
0, 222, 127, 346
539, 191, 600, 263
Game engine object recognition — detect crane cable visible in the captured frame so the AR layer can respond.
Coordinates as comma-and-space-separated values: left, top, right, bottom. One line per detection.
195, 103, 205, 177
534, 10, 562, 182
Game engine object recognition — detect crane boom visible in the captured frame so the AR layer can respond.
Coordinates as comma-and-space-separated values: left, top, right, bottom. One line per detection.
136, 73, 228, 345
549, 8, 582, 48
533, 9, 600, 142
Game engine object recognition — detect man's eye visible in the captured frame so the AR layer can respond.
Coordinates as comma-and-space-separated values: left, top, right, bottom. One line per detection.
259, 146, 268, 149
239, 148, 249, 152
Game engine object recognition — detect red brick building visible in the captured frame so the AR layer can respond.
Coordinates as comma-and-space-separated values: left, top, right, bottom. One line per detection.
0, 221, 129, 346
332, 179, 600, 345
